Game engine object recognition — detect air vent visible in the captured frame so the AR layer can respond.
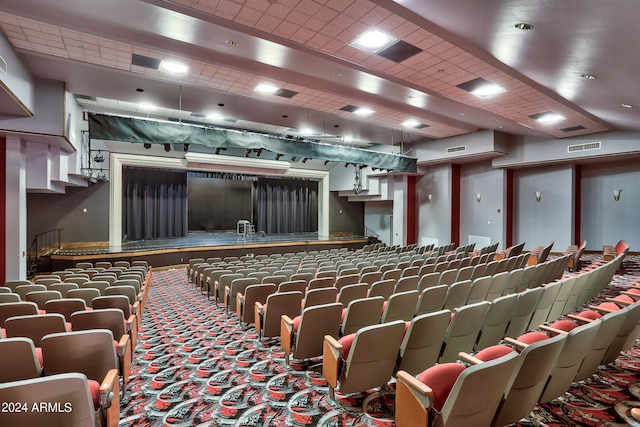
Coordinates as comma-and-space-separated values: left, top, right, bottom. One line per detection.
567, 141, 601, 153
131, 53, 161, 70
446, 145, 466, 154
339, 105, 359, 113
377, 40, 422, 63
561, 125, 586, 133
274, 88, 298, 99
75, 94, 97, 102
0, 55, 6, 75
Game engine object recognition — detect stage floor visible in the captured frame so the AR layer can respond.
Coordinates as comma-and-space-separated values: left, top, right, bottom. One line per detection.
55, 231, 368, 256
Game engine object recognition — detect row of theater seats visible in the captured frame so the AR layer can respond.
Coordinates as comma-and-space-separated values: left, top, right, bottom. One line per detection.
0, 261, 151, 427
395, 252, 639, 427
186, 242, 633, 426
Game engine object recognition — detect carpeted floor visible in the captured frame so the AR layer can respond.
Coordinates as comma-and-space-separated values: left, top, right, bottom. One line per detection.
118, 255, 640, 427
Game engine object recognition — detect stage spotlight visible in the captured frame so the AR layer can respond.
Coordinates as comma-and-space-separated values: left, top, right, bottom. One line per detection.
93, 150, 105, 163
291, 156, 297, 162
275, 154, 283, 160
143, 143, 152, 149
215, 147, 227, 155
163, 144, 171, 152
183, 143, 189, 152
301, 157, 309, 163
324, 160, 331, 166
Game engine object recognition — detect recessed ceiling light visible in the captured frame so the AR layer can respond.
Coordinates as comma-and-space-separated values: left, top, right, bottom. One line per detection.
349, 29, 398, 53
225, 40, 237, 45
529, 112, 565, 124
514, 22, 534, 30
402, 119, 420, 127
254, 83, 279, 94
457, 77, 506, 98
207, 112, 224, 120
353, 107, 375, 116
621, 103, 633, 108
136, 88, 144, 93
160, 60, 189, 74
334, 72, 343, 77
581, 74, 598, 80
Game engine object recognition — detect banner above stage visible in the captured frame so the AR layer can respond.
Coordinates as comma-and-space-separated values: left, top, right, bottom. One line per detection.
88, 113, 417, 173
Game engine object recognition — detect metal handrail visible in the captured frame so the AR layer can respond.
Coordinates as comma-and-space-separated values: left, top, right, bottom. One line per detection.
28, 229, 63, 275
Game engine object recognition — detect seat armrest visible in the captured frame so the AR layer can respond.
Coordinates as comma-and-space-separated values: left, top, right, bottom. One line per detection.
322, 335, 342, 388
223, 285, 231, 309
567, 313, 594, 323
503, 337, 528, 350
126, 314, 137, 351
281, 315, 295, 357
589, 304, 616, 313
236, 292, 245, 319
458, 351, 483, 365
395, 370, 433, 427
539, 324, 568, 335
100, 368, 120, 427
254, 302, 264, 336
606, 297, 631, 306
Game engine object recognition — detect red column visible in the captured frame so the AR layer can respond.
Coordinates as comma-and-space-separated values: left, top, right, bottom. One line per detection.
574, 164, 582, 245
0, 137, 6, 282
451, 164, 460, 247
505, 169, 514, 248
406, 175, 417, 245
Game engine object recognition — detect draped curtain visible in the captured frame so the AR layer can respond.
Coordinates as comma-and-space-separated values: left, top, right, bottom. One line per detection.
122, 167, 188, 241
256, 178, 318, 234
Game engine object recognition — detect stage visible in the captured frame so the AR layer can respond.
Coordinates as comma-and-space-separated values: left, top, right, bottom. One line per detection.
49, 231, 371, 270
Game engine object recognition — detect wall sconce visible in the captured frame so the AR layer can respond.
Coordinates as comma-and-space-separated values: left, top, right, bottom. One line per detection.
535, 191, 542, 203
427, 194, 433, 203
613, 189, 622, 201
476, 193, 482, 203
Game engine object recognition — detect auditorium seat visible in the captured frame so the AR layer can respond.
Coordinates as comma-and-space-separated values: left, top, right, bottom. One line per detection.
26, 290, 63, 310
442, 280, 472, 311
0, 292, 20, 303
439, 301, 490, 363
340, 296, 384, 336
397, 309, 451, 376
254, 290, 303, 341
323, 320, 406, 403
4, 313, 69, 346
223, 277, 259, 313
49, 283, 79, 297
91, 295, 138, 349
474, 294, 518, 351
414, 285, 448, 316
395, 350, 519, 427
381, 290, 419, 323
0, 337, 43, 383
336, 283, 369, 307
14, 284, 47, 301
281, 301, 342, 365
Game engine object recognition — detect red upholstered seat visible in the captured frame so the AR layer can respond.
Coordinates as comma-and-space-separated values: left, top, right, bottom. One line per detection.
34, 347, 44, 368
577, 310, 602, 320
549, 319, 579, 332
627, 288, 640, 296
292, 315, 302, 332
38, 309, 46, 315
613, 295, 635, 304
597, 302, 622, 311
1, 328, 5, 338
475, 345, 514, 361
88, 379, 101, 409
341, 308, 347, 322
338, 333, 355, 359
66, 322, 72, 332
416, 363, 466, 411
517, 331, 549, 345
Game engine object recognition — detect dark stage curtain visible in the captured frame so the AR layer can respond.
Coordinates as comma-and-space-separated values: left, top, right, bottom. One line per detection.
187, 172, 254, 231
256, 178, 318, 234
122, 167, 188, 241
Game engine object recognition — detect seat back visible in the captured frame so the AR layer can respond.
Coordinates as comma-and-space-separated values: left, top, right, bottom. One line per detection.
492, 332, 566, 426
368, 279, 395, 300
261, 291, 304, 338
504, 287, 543, 338
0, 373, 98, 427
292, 302, 343, 360
308, 276, 335, 290
527, 281, 562, 330
239, 284, 277, 324
485, 271, 509, 301
335, 274, 360, 290
602, 301, 640, 364
440, 301, 491, 362
414, 285, 448, 316
502, 268, 524, 296
67, 288, 101, 308
438, 269, 459, 287
465, 276, 492, 305
442, 280, 472, 311
70, 309, 127, 338
436, 351, 520, 427
277, 280, 307, 294
92, 295, 133, 318
44, 298, 87, 321
226, 277, 259, 312
113, 278, 140, 294
49, 283, 79, 297
381, 290, 419, 323
0, 292, 20, 303
0, 301, 39, 326
303, 287, 339, 309
359, 271, 382, 286
394, 275, 419, 293
539, 318, 601, 402
0, 337, 43, 382
417, 272, 441, 292
104, 285, 137, 305
336, 283, 369, 307
41, 330, 118, 382
336, 320, 406, 394
26, 290, 63, 310
475, 294, 518, 351
398, 310, 451, 375
4, 313, 67, 346
4, 280, 32, 292
341, 296, 384, 335
14, 284, 47, 301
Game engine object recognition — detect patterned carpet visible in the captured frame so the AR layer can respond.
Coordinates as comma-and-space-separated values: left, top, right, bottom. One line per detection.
118, 255, 640, 427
